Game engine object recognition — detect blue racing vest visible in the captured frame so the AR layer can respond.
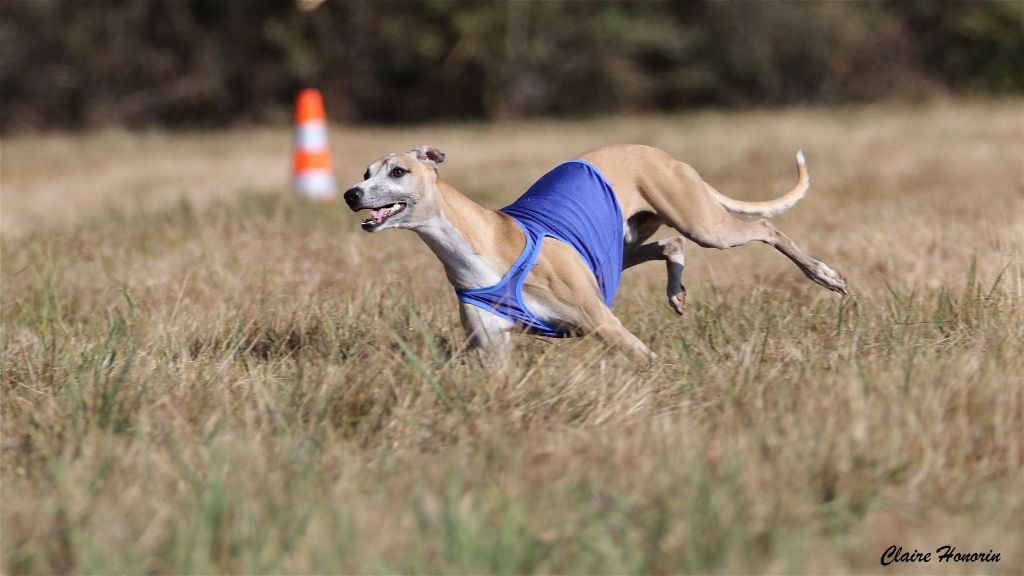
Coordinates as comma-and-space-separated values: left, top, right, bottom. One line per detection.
455, 160, 624, 337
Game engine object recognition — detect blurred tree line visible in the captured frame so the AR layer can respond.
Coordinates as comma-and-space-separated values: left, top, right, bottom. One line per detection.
1, 0, 1021, 131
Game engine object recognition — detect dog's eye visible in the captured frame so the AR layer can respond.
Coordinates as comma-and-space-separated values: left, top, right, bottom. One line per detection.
389, 167, 408, 178
363, 169, 371, 180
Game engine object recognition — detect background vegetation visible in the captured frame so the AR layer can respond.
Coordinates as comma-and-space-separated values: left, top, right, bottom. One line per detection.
2, 0, 1023, 130
3, 101, 1022, 573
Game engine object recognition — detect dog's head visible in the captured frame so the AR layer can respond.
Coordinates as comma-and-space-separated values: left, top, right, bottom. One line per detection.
344, 145, 446, 232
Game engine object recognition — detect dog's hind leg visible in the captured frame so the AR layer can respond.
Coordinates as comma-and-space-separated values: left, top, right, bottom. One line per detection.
523, 280, 655, 363
642, 159, 847, 294
568, 298, 654, 363
589, 311, 655, 363
623, 236, 688, 314
524, 240, 656, 363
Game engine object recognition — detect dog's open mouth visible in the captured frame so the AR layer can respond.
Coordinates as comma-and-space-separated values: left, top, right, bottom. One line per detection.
360, 202, 406, 230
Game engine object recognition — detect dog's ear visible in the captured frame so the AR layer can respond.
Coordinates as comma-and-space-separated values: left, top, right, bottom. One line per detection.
412, 145, 446, 168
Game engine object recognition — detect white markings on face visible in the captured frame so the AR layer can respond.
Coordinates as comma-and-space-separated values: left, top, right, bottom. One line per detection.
353, 154, 427, 231
362, 153, 399, 186
348, 155, 423, 231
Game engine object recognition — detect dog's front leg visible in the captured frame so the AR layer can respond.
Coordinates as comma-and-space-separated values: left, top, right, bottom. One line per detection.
459, 302, 513, 360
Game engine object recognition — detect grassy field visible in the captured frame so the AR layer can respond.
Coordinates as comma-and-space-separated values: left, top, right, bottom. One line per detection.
2, 100, 1022, 574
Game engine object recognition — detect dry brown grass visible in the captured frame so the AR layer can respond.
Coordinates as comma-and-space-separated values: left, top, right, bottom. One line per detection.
2, 100, 1023, 574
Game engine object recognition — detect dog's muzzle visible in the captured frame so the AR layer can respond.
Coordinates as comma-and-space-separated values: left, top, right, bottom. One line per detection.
344, 186, 407, 230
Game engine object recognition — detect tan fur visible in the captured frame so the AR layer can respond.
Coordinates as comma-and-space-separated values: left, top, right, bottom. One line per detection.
580, 145, 847, 299
347, 144, 847, 363
436, 180, 524, 288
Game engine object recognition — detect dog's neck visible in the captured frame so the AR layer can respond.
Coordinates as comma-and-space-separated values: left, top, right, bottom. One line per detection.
411, 179, 525, 290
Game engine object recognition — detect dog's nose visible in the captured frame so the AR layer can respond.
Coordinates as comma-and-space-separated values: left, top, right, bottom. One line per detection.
343, 186, 363, 208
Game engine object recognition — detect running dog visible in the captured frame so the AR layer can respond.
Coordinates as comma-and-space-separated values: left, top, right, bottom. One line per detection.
344, 145, 847, 362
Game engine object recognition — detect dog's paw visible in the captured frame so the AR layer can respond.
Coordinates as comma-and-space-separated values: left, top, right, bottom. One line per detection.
815, 264, 848, 295
669, 286, 688, 314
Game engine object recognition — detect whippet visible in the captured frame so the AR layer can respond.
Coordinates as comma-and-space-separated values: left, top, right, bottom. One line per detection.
344, 145, 847, 362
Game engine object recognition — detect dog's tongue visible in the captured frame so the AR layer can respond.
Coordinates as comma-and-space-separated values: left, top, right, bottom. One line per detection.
371, 205, 396, 224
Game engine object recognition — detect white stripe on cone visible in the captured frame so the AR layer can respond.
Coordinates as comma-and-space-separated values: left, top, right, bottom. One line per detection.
295, 121, 328, 150
294, 170, 337, 199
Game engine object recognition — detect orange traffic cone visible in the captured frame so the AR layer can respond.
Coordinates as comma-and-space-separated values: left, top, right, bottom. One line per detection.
292, 89, 337, 200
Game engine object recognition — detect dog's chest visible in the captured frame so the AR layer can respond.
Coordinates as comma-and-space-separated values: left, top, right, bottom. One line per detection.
417, 216, 504, 289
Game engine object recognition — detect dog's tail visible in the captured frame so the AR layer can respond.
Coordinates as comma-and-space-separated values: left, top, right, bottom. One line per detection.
705, 150, 810, 218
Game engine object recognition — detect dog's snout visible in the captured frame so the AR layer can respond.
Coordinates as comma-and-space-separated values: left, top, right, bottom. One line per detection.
344, 186, 363, 208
